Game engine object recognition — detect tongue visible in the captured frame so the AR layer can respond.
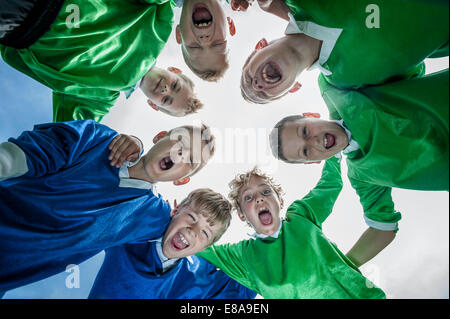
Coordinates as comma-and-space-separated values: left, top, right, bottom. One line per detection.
259, 211, 273, 225
193, 8, 212, 22
326, 133, 336, 148
172, 234, 188, 250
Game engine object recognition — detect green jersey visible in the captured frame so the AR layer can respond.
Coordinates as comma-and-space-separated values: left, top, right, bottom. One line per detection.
283, 0, 448, 88
0, 0, 175, 122
198, 157, 386, 299
318, 69, 449, 229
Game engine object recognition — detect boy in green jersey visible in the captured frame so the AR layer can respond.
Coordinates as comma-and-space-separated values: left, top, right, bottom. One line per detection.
233, 0, 448, 103
197, 157, 386, 298
0, 0, 234, 121
269, 69, 449, 267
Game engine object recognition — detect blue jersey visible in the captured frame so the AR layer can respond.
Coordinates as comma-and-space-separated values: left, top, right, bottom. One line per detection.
89, 241, 257, 299
0, 120, 171, 292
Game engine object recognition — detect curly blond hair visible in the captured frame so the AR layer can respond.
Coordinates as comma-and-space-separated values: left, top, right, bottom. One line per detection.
228, 167, 285, 215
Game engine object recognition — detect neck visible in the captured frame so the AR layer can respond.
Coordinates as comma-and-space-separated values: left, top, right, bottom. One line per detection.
287, 33, 322, 73
128, 156, 157, 184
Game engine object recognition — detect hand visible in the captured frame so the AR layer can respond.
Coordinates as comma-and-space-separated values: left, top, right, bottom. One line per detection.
108, 134, 143, 168
230, 0, 254, 11
166, 199, 178, 216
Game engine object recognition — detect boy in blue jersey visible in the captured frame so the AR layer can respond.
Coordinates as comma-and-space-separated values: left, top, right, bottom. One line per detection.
0, 119, 215, 296
89, 188, 257, 299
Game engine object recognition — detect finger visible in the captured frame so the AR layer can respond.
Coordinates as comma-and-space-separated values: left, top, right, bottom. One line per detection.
108, 135, 121, 151
109, 136, 126, 161
113, 143, 135, 167
126, 152, 139, 163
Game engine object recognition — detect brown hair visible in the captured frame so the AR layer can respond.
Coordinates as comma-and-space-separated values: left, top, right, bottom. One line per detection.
178, 73, 204, 115
182, 49, 230, 82
228, 167, 285, 216
177, 188, 232, 243
269, 115, 306, 163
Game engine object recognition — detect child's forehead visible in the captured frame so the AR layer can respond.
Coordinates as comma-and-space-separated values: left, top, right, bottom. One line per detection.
239, 175, 272, 194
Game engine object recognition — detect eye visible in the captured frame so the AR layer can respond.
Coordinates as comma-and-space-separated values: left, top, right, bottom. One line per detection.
162, 96, 169, 105
263, 189, 271, 195
172, 80, 178, 90
303, 147, 308, 157
202, 230, 210, 239
244, 195, 252, 201
303, 126, 307, 137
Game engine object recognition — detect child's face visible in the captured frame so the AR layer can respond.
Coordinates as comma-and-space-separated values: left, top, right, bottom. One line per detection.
142, 127, 212, 182
241, 39, 298, 103
280, 118, 349, 162
162, 203, 224, 258
177, 0, 228, 75
238, 175, 281, 236
142, 67, 193, 117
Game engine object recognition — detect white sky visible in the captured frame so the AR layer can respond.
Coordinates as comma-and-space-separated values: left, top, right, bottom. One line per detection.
4, 3, 448, 299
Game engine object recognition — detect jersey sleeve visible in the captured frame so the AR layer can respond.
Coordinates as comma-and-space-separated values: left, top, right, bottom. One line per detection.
0, 142, 28, 181
7, 120, 117, 178
286, 157, 343, 228
52, 89, 120, 123
349, 177, 402, 232
196, 242, 254, 291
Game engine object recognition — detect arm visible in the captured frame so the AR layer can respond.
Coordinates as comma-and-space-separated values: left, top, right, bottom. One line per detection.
346, 227, 396, 268
52, 90, 119, 122
287, 157, 343, 227
196, 242, 254, 291
7, 120, 117, 178
347, 178, 402, 266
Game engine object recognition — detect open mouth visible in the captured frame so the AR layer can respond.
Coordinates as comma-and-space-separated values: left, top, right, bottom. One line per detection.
261, 62, 282, 85
192, 5, 213, 28
172, 232, 190, 250
159, 156, 174, 171
258, 208, 273, 226
324, 133, 336, 149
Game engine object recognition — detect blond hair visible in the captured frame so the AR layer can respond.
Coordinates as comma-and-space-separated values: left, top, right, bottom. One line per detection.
182, 49, 230, 82
228, 167, 285, 215
178, 188, 232, 243
178, 73, 204, 114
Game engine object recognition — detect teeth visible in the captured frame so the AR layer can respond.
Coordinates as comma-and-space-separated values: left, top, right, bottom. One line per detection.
179, 233, 190, 246
262, 64, 280, 84
194, 21, 212, 27
324, 136, 328, 148
259, 207, 268, 212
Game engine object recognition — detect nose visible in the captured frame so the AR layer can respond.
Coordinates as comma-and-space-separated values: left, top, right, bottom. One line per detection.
198, 34, 211, 43
252, 78, 263, 91
305, 134, 321, 148
256, 195, 264, 204
161, 84, 168, 94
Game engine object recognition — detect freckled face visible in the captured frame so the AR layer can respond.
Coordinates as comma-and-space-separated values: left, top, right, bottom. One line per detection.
280, 118, 349, 162
162, 205, 223, 258
238, 176, 281, 236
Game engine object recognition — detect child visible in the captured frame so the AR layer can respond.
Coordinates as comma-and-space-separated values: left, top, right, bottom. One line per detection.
197, 158, 386, 298
0, 119, 215, 295
88, 189, 257, 299
269, 69, 449, 267
175, 0, 236, 82
235, 0, 448, 103
0, 1, 203, 122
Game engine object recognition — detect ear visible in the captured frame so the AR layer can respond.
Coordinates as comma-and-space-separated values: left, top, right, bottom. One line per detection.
289, 81, 302, 93
152, 131, 168, 144
147, 99, 159, 111
168, 67, 182, 74
255, 38, 268, 51
302, 112, 321, 119
170, 205, 179, 218
237, 210, 247, 222
175, 25, 182, 44
227, 17, 236, 36
173, 176, 190, 186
